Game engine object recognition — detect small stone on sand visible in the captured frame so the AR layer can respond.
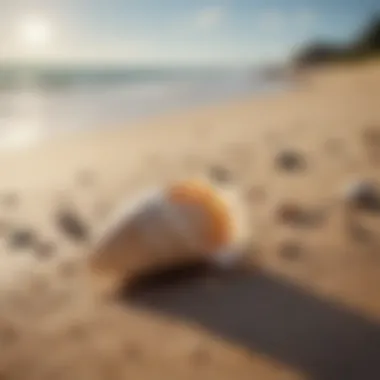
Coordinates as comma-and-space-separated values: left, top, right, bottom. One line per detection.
276, 202, 325, 227
343, 180, 380, 212
277, 203, 304, 224
7, 228, 36, 250
275, 150, 307, 172
208, 165, 233, 184
56, 209, 89, 242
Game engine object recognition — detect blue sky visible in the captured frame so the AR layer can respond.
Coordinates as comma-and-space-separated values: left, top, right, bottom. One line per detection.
0, 0, 379, 65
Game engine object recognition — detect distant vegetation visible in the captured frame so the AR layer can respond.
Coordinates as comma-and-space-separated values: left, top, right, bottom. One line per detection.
294, 14, 380, 68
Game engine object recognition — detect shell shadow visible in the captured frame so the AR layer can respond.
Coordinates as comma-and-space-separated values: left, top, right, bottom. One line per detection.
120, 262, 380, 380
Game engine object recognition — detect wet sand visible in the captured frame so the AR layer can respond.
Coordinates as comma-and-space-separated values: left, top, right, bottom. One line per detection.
0, 60, 380, 379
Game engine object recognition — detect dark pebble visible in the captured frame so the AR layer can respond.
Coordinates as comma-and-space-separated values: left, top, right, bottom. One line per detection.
279, 241, 303, 261
277, 203, 303, 223
56, 209, 89, 242
277, 203, 325, 227
275, 150, 307, 172
208, 165, 233, 184
7, 228, 36, 250
344, 180, 380, 213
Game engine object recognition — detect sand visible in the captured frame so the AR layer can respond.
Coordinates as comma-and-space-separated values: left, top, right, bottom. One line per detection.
0, 60, 380, 379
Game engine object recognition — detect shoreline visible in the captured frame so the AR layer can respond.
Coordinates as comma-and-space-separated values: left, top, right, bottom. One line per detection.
0, 72, 291, 152
1, 76, 295, 159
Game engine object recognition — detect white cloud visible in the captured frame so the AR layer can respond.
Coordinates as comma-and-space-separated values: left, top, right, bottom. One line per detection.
195, 6, 225, 30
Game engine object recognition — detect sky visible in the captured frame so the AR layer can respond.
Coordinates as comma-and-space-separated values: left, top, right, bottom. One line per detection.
0, 0, 379, 65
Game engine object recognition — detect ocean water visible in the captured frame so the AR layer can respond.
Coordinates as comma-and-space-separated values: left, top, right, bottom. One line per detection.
0, 66, 287, 149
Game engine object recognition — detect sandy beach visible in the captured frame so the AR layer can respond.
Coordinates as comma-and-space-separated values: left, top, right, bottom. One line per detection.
1, 60, 380, 379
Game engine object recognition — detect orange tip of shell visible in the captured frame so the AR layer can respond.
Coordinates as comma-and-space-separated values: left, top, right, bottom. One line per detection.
167, 179, 235, 253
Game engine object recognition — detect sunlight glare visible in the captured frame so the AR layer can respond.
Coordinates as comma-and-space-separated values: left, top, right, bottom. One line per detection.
17, 14, 53, 47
